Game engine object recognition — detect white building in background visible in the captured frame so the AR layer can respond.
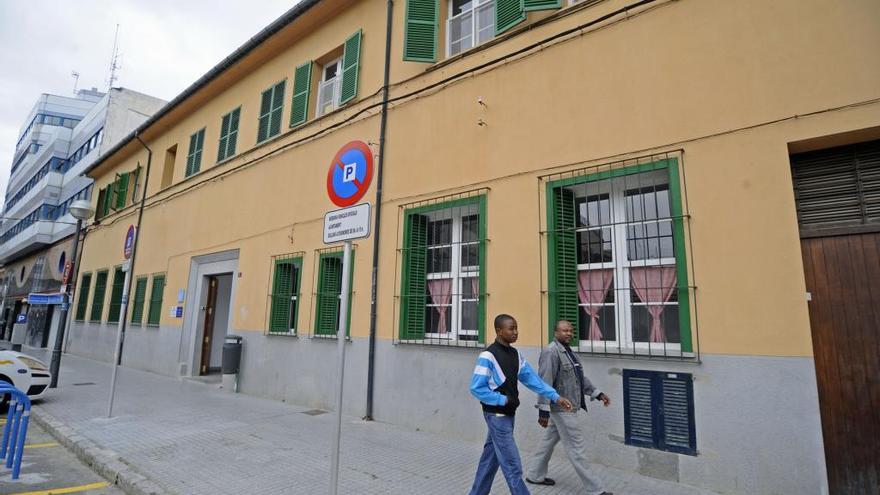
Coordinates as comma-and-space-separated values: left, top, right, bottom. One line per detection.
0, 87, 166, 348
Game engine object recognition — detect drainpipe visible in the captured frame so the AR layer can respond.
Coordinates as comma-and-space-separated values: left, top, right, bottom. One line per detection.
116, 131, 153, 364
365, 0, 394, 421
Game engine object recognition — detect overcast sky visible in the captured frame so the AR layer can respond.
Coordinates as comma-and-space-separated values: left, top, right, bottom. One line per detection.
0, 0, 300, 209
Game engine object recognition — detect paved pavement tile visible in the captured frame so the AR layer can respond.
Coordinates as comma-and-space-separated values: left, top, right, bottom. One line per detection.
23, 350, 721, 495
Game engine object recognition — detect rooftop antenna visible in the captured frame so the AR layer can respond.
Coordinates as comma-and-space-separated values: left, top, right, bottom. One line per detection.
71, 71, 80, 95
106, 24, 122, 90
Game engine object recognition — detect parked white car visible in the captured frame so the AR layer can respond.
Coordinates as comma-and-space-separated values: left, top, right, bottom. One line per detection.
0, 351, 51, 410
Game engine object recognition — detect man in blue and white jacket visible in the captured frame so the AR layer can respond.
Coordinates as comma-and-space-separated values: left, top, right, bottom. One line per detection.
468, 314, 573, 495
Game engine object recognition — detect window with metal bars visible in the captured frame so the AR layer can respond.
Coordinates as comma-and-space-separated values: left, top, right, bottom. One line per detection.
396, 191, 487, 347
257, 81, 286, 143
89, 270, 109, 322
791, 139, 880, 234
313, 248, 354, 337
217, 108, 241, 163
147, 274, 165, 326
542, 155, 696, 359
623, 369, 696, 456
268, 254, 303, 335
74, 272, 92, 321
106, 266, 125, 323
130, 276, 148, 325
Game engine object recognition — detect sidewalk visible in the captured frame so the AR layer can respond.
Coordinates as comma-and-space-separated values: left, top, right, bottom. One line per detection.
26, 350, 722, 495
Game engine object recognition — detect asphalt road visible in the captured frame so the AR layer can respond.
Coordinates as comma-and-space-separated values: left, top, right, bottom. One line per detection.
0, 418, 122, 495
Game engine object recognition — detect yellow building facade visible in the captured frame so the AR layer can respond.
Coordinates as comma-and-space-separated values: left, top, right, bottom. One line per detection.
65, 0, 880, 493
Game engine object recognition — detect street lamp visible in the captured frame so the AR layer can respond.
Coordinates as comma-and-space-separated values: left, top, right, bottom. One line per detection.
49, 199, 95, 388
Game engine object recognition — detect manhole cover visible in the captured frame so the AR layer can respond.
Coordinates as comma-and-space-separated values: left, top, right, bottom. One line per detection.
301, 409, 327, 416
72, 382, 96, 386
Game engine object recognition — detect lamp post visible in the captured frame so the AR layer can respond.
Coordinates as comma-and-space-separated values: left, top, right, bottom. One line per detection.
49, 199, 95, 388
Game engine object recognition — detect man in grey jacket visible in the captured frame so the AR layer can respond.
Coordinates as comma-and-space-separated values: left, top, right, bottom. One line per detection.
526, 320, 612, 495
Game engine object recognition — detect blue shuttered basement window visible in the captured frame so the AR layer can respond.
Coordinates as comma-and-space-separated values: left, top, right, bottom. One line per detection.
623, 369, 696, 456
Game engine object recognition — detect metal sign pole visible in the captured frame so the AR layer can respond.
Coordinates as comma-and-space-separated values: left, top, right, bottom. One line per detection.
329, 240, 352, 495
106, 262, 131, 418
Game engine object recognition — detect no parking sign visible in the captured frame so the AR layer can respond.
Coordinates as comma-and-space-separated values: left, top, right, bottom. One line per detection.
326, 141, 373, 207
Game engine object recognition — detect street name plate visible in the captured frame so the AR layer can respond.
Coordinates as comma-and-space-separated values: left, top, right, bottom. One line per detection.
323, 203, 371, 244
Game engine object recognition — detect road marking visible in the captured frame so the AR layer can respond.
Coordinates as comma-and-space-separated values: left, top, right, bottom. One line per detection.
24, 442, 60, 449
9, 481, 111, 495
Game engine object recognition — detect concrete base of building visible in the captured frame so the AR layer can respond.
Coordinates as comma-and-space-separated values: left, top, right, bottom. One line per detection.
63, 325, 828, 495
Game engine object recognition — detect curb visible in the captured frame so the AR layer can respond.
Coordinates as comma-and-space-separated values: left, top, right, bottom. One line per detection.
30, 407, 174, 495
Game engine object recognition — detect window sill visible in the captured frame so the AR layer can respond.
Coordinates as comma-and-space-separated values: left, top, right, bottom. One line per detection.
574, 347, 699, 363
267, 331, 298, 338
310, 334, 351, 341
396, 339, 484, 350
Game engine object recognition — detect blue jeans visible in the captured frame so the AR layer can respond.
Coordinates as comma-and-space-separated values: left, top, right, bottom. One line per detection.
468, 412, 530, 495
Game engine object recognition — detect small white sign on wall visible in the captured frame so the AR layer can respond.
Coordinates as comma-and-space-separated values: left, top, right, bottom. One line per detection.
323, 203, 371, 244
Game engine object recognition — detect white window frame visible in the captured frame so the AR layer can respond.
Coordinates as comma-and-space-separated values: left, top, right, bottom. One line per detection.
423, 205, 480, 341
446, 0, 496, 57
316, 58, 342, 118
574, 170, 680, 353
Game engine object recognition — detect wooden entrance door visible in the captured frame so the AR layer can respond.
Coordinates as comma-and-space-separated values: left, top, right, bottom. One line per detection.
801, 232, 880, 494
199, 276, 219, 375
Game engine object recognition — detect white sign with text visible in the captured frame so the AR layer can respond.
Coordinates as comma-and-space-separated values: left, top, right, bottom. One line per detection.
323, 203, 371, 244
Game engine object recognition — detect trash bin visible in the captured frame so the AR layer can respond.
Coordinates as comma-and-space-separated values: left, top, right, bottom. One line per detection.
221, 335, 242, 393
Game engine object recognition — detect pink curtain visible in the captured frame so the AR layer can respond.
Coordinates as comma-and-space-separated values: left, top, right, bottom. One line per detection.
427, 278, 453, 334
630, 266, 677, 343
577, 269, 614, 341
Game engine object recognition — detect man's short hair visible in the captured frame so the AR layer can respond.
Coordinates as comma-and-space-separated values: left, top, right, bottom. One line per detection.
494, 313, 515, 330
555, 320, 573, 332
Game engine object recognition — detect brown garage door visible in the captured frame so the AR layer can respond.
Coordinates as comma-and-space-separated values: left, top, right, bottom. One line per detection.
793, 140, 880, 494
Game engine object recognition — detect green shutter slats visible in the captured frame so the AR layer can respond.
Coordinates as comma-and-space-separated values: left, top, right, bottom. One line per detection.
90, 270, 108, 321
217, 108, 240, 162
107, 267, 125, 323
186, 128, 205, 177
549, 187, 579, 344
75, 273, 92, 321
258, 89, 272, 142
114, 172, 130, 210
269, 81, 285, 138
496, 0, 526, 35
290, 62, 312, 127
340, 31, 362, 105
404, 0, 437, 62
131, 276, 148, 325
523, 0, 560, 12
315, 255, 342, 335
217, 113, 231, 162
147, 275, 165, 325
269, 259, 300, 333
399, 213, 428, 340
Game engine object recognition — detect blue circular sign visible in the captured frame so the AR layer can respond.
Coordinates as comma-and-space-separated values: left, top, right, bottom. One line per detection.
326, 141, 373, 207
124, 225, 136, 259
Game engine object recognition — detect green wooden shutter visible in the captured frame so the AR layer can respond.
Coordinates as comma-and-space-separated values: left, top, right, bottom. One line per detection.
315, 255, 342, 336
340, 31, 362, 105
399, 213, 428, 340
75, 273, 92, 321
227, 108, 240, 157
257, 88, 272, 142
114, 172, 130, 210
269, 81, 285, 138
524, 0, 560, 11
217, 113, 231, 162
404, 0, 437, 62
89, 270, 109, 321
269, 259, 300, 333
101, 186, 112, 217
290, 62, 312, 127
130, 166, 141, 204
186, 129, 205, 177
147, 275, 165, 325
107, 266, 125, 323
496, 0, 526, 35
549, 187, 579, 344
131, 276, 148, 325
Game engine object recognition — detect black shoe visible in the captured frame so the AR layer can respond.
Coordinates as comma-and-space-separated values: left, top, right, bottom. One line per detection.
525, 477, 556, 486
